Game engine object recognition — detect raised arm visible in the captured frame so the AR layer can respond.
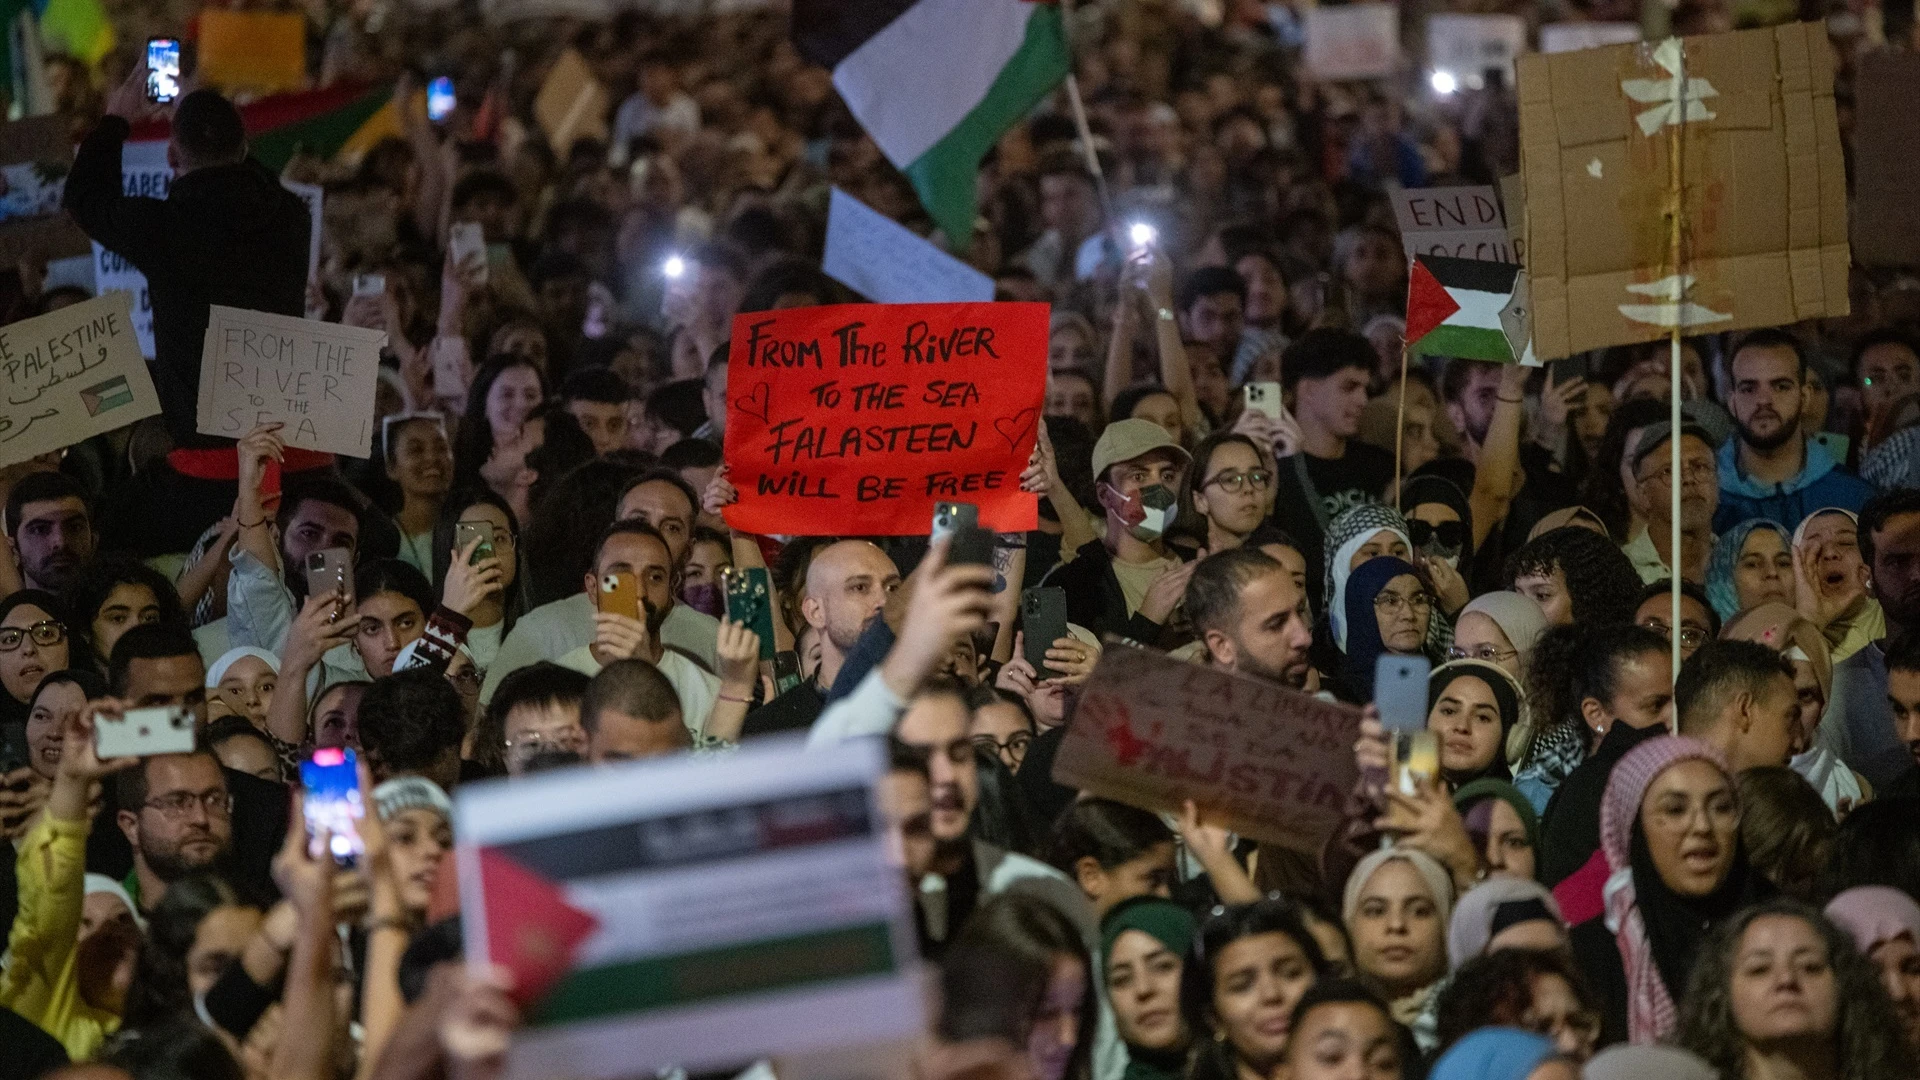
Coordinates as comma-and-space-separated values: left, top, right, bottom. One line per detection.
63, 64, 170, 269
1468, 364, 1529, 550
1138, 249, 1205, 438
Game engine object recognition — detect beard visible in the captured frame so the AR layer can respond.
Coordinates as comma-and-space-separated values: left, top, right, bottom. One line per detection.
1736, 407, 1800, 451
140, 830, 228, 882
1236, 644, 1309, 689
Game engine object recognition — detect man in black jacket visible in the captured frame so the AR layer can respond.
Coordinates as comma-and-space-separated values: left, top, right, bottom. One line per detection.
64, 73, 313, 551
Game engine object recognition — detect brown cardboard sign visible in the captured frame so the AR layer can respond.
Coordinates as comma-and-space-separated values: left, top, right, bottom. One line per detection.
1516, 24, 1849, 360
0, 116, 90, 266
1851, 52, 1920, 268
1050, 642, 1362, 856
535, 50, 610, 157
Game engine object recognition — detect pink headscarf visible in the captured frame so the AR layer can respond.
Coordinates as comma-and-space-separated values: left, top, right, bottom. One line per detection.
1826, 886, 1920, 957
1599, 735, 1734, 1044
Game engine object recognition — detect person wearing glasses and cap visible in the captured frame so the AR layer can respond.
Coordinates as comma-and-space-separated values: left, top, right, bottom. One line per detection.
1621, 419, 1721, 585
1044, 418, 1194, 643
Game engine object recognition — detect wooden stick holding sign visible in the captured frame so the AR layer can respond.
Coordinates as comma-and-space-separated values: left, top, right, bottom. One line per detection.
1051, 642, 1363, 857
721, 302, 1046, 536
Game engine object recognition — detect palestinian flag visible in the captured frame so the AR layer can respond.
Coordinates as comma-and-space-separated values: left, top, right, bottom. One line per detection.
128, 83, 399, 171
1406, 254, 1526, 363
793, 0, 1069, 249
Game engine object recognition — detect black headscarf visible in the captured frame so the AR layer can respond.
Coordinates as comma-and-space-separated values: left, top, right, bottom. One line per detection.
1629, 819, 1771, 1003
0, 589, 73, 724
1427, 660, 1520, 785
1403, 474, 1475, 568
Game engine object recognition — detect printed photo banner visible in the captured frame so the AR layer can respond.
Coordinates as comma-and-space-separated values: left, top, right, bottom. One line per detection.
0, 293, 161, 468
722, 302, 1046, 536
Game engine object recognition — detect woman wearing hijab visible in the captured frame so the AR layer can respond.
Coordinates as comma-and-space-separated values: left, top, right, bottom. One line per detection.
1446, 877, 1566, 972
1426, 660, 1525, 787
1791, 507, 1884, 663
1454, 778, 1541, 880
1676, 899, 1917, 1080
1825, 886, 1920, 1053
1568, 736, 1768, 1047
1100, 897, 1196, 1080
1705, 519, 1795, 622
1450, 592, 1548, 684
1336, 557, 1438, 703
1719, 601, 1865, 813
0, 589, 73, 728
1322, 504, 1414, 628
1428, 1028, 1572, 1080
1344, 848, 1453, 1051
1403, 475, 1475, 615
1580, 1044, 1717, 1080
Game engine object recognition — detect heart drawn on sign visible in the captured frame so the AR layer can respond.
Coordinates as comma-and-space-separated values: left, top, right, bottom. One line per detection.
732, 382, 772, 425
993, 407, 1038, 451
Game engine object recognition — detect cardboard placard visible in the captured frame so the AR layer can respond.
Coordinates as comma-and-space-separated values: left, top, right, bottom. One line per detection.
1850, 52, 1920, 268
455, 739, 922, 1080
822, 188, 995, 305
1305, 4, 1400, 81
722, 302, 1046, 536
90, 139, 170, 358
1390, 185, 1517, 263
196, 306, 386, 457
0, 293, 161, 468
1539, 22, 1643, 54
0, 116, 92, 266
1427, 14, 1527, 85
1516, 24, 1850, 360
534, 50, 610, 156
197, 11, 309, 94
1051, 643, 1363, 856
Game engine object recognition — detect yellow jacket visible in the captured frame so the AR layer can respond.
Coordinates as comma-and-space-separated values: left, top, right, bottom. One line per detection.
0, 813, 119, 1060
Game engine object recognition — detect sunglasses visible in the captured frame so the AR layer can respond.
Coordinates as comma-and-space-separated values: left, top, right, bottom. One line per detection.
1408, 520, 1465, 550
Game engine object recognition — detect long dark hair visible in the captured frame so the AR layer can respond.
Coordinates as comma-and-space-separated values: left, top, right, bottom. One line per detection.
1523, 622, 1668, 755
119, 875, 246, 1029
451, 353, 547, 491
1172, 432, 1265, 550
1181, 898, 1330, 1080
62, 555, 187, 668
939, 893, 1095, 1080
429, 486, 526, 634
1677, 900, 1918, 1080
1578, 396, 1670, 541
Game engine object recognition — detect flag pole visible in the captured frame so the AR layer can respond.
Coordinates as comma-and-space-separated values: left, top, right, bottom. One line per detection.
1667, 39, 1687, 702
1055, 0, 1118, 224
1394, 342, 1409, 508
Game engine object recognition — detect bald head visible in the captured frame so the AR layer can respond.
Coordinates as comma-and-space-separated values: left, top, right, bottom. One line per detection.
802, 540, 900, 669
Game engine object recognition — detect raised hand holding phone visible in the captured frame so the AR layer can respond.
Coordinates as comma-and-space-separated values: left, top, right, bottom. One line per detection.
300, 748, 365, 866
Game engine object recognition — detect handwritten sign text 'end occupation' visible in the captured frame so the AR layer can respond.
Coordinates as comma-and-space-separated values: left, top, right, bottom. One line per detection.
197, 306, 386, 458
0, 292, 160, 468
722, 302, 1047, 536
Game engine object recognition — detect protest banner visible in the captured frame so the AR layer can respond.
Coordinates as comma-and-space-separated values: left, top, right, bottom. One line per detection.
1389, 185, 1516, 263
1516, 24, 1850, 359
0, 116, 92, 266
196, 306, 386, 457
1539, 21, 1642, 54
197, 11, 308, 94
0, 293, 161, 468
721, 302, 1046, 536
1426, 14, 1527, 86
455, 738, 923, 1080
822, 188, 995, 305
1051, 642, 1363, 857
1849, 52, 1920, 267
1304, 4, 1399, 81
91, 140, 169, 358
535, 50, 610, 156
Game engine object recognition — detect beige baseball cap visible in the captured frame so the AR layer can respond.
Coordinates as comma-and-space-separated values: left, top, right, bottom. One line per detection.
1092, 418, 1191, 479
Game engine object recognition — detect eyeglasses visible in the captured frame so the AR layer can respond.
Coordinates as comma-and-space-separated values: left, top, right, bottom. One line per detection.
1447, 644, 1517, 663
1202, 469, 1273, 494
1408, 520, 1466, 550
144, 790, 234, 819
971, 732, 1033, 767
1639, 618, 1708, 648
1374, 591, 1435, 617
504, 728, 587, 760
1639, 460, 1716, 486
0, 620, 66, 652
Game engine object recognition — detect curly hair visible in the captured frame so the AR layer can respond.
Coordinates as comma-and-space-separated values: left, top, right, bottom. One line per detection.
1505, 525, 1645, 627
1676, 900, 1919, 1080
1522, 622, 1669, 749
1577, 396, 1671, 540
1433, 947, 1597, 1056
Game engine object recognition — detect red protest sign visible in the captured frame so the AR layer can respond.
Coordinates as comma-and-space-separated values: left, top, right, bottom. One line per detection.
721, 302, 1046, 536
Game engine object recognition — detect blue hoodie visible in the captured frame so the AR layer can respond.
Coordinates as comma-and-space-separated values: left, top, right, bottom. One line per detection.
1714, 436, 1875, 534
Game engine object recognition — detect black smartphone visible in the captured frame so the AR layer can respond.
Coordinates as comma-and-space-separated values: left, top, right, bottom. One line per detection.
772, 649, 801, 694
933, 501, 992, 567
1021, 587, 1069, 680
723, 567, 777, 661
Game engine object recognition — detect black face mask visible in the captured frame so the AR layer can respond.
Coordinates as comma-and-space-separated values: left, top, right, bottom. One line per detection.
1409, 519, 1466, 563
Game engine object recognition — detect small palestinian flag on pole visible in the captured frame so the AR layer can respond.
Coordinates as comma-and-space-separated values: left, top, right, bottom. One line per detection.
1405, 254, 1535, 364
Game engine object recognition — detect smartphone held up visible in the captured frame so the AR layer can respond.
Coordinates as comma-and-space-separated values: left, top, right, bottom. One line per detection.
301, 748, 366, 866
146, 38, 181, 104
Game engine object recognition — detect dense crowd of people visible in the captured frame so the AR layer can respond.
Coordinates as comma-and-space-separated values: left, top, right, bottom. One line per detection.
3, 3, 1920, 1080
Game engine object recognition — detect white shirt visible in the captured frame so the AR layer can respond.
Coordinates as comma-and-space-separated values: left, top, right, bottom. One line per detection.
555, 645, 719, 735
479, 593, 719, 704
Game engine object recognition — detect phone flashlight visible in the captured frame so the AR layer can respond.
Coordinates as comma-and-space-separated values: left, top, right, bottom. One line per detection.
1127, 222, 1157, 249
1430, 70, 1459, 95
662, 254, 687, 279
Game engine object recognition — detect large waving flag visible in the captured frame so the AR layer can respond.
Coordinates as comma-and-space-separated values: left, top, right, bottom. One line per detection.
128, 82, 398, 170
793, 0, 1069, 249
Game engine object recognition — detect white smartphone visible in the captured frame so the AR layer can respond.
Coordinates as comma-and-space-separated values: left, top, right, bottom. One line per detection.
1244, 381, 1283, 420
352, 273, 386, 298
95, 706, 196, 759
449, 222, 489, 286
